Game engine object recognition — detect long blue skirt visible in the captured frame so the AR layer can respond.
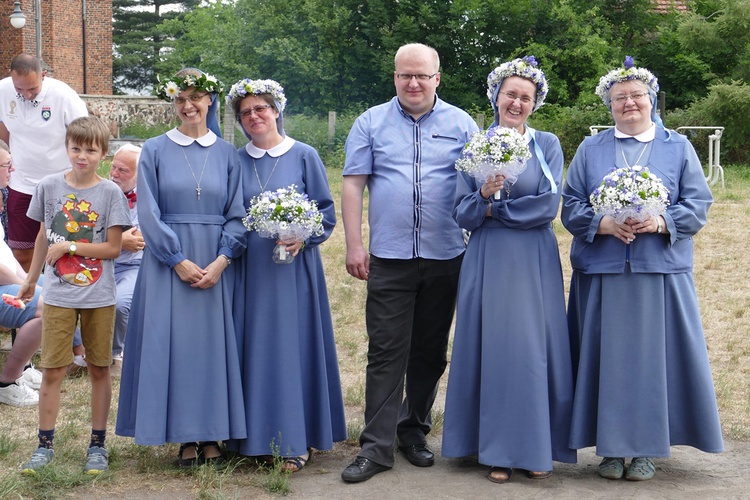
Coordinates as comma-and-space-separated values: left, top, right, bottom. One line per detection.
442, 225, 577, 471
567, 269, 724, 456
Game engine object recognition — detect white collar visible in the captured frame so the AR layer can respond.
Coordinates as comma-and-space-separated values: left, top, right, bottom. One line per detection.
245, 135, 295, 159
614, 123, 656, 142
166, 127, 217, 147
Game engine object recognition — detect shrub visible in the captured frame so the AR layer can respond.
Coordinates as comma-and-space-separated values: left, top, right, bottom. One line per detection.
666, 81, 750, 164
530, 103, 613, 164
119, 118, 177, 139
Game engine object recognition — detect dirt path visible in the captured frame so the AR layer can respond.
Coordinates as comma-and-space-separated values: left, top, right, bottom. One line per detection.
81, 439, 750, 499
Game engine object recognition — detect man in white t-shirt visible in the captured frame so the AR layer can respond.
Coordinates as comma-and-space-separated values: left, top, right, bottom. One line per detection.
0, 141, 44, 407
0, 54, 88, 271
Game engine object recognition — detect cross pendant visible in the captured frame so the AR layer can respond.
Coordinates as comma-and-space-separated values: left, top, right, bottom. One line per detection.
196, 186, 201, 200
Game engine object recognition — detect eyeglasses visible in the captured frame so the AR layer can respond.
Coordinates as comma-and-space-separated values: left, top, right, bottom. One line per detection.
174, 93, 209, 105
0, 161, 12, 169
612, 92, 649, 104
396, 73, 437, 81
239, 104, 274, 119
498, 91, 534, 104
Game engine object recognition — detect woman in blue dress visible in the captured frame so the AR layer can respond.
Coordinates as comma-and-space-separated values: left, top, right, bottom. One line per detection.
116, 69, 247, 466
225, 78, 346, 471
562, 57, 723, 481
442, 57, 576, 483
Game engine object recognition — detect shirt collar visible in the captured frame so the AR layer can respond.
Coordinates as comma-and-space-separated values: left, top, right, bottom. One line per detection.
395, 95, 439, 122
614, 123, 656, 142
16, 77, 49, 107
166, 127, 217, 147
245, 135, 295, 159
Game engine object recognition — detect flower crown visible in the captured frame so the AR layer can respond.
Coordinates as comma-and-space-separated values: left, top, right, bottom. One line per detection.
155, 72, 223, 102
226, 79, 287, 112
595, 56, 659, 103
487, 56, 548, 111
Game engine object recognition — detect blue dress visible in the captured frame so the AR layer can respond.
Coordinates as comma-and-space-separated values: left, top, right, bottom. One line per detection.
442, 129, 577, 471
561, 126, 724, 457
227, 136, 346, 457
116, 129, 248, 445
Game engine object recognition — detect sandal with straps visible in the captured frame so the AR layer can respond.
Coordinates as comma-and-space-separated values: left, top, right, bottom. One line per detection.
487, 466, 513, 484
281, 448, 313, 473
177, 442, 199, 468
198, 441, 226, 466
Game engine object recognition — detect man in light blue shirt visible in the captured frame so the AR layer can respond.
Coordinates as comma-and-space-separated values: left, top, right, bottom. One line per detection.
341, 43, 479, 483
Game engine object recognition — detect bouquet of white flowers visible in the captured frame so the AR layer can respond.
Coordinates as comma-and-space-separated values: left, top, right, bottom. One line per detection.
590, 165, 669, 223
244, 185, 324, 262
455, 127, 532, 199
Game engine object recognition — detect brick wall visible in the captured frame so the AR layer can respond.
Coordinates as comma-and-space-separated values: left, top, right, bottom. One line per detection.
0, 0, 112, 94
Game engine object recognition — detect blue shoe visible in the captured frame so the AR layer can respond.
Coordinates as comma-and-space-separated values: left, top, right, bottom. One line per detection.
598, 457, 625, 480
21, 447, 54, 475
84, 446, 109, 474
626, 457, 655, 481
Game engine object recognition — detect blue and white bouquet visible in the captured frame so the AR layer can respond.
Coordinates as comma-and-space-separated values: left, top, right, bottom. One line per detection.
243, 184, 324, 242
455, 127, 531, 198
590, 166, 670, 223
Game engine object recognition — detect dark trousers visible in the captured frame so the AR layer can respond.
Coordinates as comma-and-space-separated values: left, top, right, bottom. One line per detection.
359, 254, 463, 467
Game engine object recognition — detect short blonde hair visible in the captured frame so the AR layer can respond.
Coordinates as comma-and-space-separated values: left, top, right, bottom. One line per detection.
65, 116, 110, 153
394, 44, 440, 73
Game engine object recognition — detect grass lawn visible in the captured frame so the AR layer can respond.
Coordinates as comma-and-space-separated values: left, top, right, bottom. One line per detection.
0, 162, 748, 499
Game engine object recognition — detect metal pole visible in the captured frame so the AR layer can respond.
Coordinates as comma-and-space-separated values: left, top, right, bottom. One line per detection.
34, 0, 41, 59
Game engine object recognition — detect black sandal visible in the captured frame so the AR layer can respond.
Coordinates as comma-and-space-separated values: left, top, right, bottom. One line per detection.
177, 442, 199, 468
198, 441, 226, 465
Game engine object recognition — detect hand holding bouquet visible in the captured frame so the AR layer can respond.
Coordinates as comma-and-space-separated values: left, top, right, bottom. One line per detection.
590, 165, 669, 223
243, 184, 324, 263
455, 127, 531, 199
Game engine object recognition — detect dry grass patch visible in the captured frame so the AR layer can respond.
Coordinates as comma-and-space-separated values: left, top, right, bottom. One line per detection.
0, 165, 747, 497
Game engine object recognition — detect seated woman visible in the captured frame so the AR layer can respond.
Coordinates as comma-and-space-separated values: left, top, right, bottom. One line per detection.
0, 140, 43, 407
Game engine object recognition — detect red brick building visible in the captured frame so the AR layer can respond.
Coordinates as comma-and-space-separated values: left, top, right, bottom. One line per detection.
0, 0, 112, 94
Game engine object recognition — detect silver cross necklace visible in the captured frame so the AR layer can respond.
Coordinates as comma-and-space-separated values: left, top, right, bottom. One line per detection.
180, 145, 210, 200
252, 156, 281, 192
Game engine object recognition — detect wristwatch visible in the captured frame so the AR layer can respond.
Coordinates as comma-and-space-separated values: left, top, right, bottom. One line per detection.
68, 242, 78, 256
656, 218, 664, 234
221, 254, 231, 265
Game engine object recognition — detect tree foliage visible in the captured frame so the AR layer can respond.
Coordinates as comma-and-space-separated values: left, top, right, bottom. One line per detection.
113, 0, 201, 94
113, 0, 750, 160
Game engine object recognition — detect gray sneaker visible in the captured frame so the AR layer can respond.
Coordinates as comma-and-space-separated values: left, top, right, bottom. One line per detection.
626, 457, 655, 481
84, 446, 109, 474
21, 447, 54, 475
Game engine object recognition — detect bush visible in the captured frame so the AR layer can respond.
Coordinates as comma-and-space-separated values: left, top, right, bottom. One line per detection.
529, 103, 613, 164
666, 81, 750, 164
119, 118, 177, 139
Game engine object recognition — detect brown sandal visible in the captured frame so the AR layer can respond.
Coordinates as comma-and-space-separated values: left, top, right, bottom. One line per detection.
527, 470, 552, 479
487, 466, 513, 484
198, 441, 226, 465
177, 442, 199, 468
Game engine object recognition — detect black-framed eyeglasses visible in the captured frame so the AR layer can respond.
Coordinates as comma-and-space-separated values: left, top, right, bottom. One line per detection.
498, 91, 534, 104
612, 92, 649, 104
239, 105, 274, 119
174, 93, 209, 105
396, 73, 437, 81
0, 161, 12, 169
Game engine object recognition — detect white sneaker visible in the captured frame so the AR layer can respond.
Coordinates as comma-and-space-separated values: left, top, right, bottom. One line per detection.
0, 379, 38, 407
22, 366, 42, 390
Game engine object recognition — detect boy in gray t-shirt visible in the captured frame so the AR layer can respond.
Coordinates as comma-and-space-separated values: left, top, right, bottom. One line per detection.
18, 116, 130, 476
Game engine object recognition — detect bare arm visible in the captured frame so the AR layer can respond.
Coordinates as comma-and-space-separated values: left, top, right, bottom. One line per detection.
18, 226, 49, 301
45, 226, 124, 266
0, 122, 8, 145
342, 174, 369, 280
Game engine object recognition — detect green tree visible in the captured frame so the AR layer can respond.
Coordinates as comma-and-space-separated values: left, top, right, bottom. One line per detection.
113, 0, 201, 94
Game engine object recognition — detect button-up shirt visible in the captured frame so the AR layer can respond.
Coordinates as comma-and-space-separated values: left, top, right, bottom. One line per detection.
343, 96, 478, 260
